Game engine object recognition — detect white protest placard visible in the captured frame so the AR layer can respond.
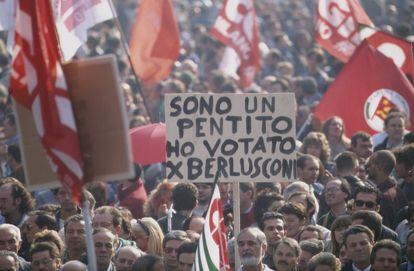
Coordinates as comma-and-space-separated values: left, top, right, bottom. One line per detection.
165, 93, 297, 183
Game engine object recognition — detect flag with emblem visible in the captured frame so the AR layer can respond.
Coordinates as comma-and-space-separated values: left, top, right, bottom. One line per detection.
52, 0, 115, 61
210, 0, 260, 88
359, 24, 414, 80
315, 0, 373, 62
10, 0, 85, 202
193, 184, 230, 271
314, 40, 414, 136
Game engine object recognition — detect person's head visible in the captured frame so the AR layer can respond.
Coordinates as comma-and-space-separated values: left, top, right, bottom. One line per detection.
177, 242, 197, 271
335, 151, 359, 177
93, 228, 117, 269
393, 144, 414, 180
330, 215, 352, 256
343, 225, 375, 268
351, 132, 373, 159
30, 242, 61, 271
258, 212, 286, 248
25, 211, 58, 242
297, 155, 320, 184
60, 261, 87, 271
144, 181, 175, 219
6, 145, 21, 170
353, 185, 380, 212
307, 252, 341, 271
323, 116, 347, 142
131, 217, 164, 256
0, 250, 19, 271
239, 182, 255, 206
237, 227, 267, 267
0, 224, 21, 253
351, 210, 383, 241
298, 239, 324, 271
298, 225, 323, 242
283, 181, 310, 200
183, 216, 205, 235
406, 229, 414, 262
3, 114, 16, 138
195, 183, 213, 205
54, 187, 77, 214
0, 178, 34, 218
273, 238, 301, 271
163, 230, 191, 270
299, 132, 331, 164
253, 191, 285, 224
370, 239, 400, 271
278, 203, 307, 238
383, 112, 405, 142
115, 246, 144, 271
172, 183, 198, 212
32, 230, 64, 256
93, 206, 123, 235
366, 150, 396, 181
131, 254, 164, 271
64, 215, 86, 252
288, 191, 319, 221
324, 178, 351, 208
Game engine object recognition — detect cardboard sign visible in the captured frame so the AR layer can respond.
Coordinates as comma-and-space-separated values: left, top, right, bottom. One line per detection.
15, 55, 133, 190
165, 93, 297, 183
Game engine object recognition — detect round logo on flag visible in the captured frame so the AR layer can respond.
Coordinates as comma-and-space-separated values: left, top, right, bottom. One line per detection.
364, 89, 410, 132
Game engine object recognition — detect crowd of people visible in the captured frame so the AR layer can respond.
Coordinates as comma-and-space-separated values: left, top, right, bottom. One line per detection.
0, 0, 414, 271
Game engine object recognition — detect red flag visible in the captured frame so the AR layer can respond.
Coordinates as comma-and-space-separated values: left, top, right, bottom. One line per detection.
210, 0, 260, 88
129, 0, 180, 86
314, 41, 414, 136
315, 0, 373, 62
10, 0, 84, 202
360, 24, 414, 80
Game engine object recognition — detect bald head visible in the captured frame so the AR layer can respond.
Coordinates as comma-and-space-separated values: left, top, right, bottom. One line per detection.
60, 260, 87, 271
115, 246, 144, 271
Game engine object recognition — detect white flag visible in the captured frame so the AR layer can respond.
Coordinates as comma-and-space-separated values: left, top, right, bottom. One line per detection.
52, 0, 116, 61
0, 0, 15, 31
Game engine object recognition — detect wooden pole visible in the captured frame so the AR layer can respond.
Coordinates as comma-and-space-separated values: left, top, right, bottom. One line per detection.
233, 182, 241, 270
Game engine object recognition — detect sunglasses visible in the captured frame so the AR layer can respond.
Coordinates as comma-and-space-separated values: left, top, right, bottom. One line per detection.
354, 200, 376, 209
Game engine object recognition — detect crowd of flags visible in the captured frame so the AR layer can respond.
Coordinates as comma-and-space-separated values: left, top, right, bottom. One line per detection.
0, 0, 414, 269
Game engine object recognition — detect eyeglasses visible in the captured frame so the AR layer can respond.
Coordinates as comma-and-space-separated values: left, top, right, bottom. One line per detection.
354, 200, 376, 209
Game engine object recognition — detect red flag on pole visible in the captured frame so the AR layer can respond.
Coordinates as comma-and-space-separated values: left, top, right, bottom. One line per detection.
210, 0, 260, 88
10, 0, 84, 202
129, 0, 180, 86
315, 0, 373, 62
314, 41, 414, 136
360, 24, 414, 80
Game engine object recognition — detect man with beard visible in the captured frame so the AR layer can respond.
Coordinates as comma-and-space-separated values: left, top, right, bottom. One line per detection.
114, 246, 144, 271
62, 215, 86, 263
93, 228, 117, 271
193, 183, 213, 217
258, 212, 286, 270
237, 227, 272, 271
365, 150, 407, 228
0, 178, 34, 227
341, 225, 375, 271
273, 238, 301, 271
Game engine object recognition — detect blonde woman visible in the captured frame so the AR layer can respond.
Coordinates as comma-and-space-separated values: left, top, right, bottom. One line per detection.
131, 217, 164, 257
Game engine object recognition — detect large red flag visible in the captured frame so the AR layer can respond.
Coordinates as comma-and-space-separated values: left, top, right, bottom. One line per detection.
10, 0, 84, 202
210, 0, 260, 88
360, 24, 414, 80
315, 0, 373, 62
129, 0, 180, 86
314, 41, 414, 136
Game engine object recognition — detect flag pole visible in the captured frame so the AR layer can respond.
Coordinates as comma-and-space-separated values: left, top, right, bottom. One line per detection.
107, 2, 154, 123
81, 192, 98, 271
233, 182, 241, 270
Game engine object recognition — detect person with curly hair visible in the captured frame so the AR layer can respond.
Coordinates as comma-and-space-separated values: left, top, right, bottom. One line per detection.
300, 132, 335, 173
143, 181, 176, 219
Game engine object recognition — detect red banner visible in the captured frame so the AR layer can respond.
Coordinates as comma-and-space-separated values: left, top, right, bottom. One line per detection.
210, 0, 260, 88
11, 0, 85, 202
315, 0, 373, 62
